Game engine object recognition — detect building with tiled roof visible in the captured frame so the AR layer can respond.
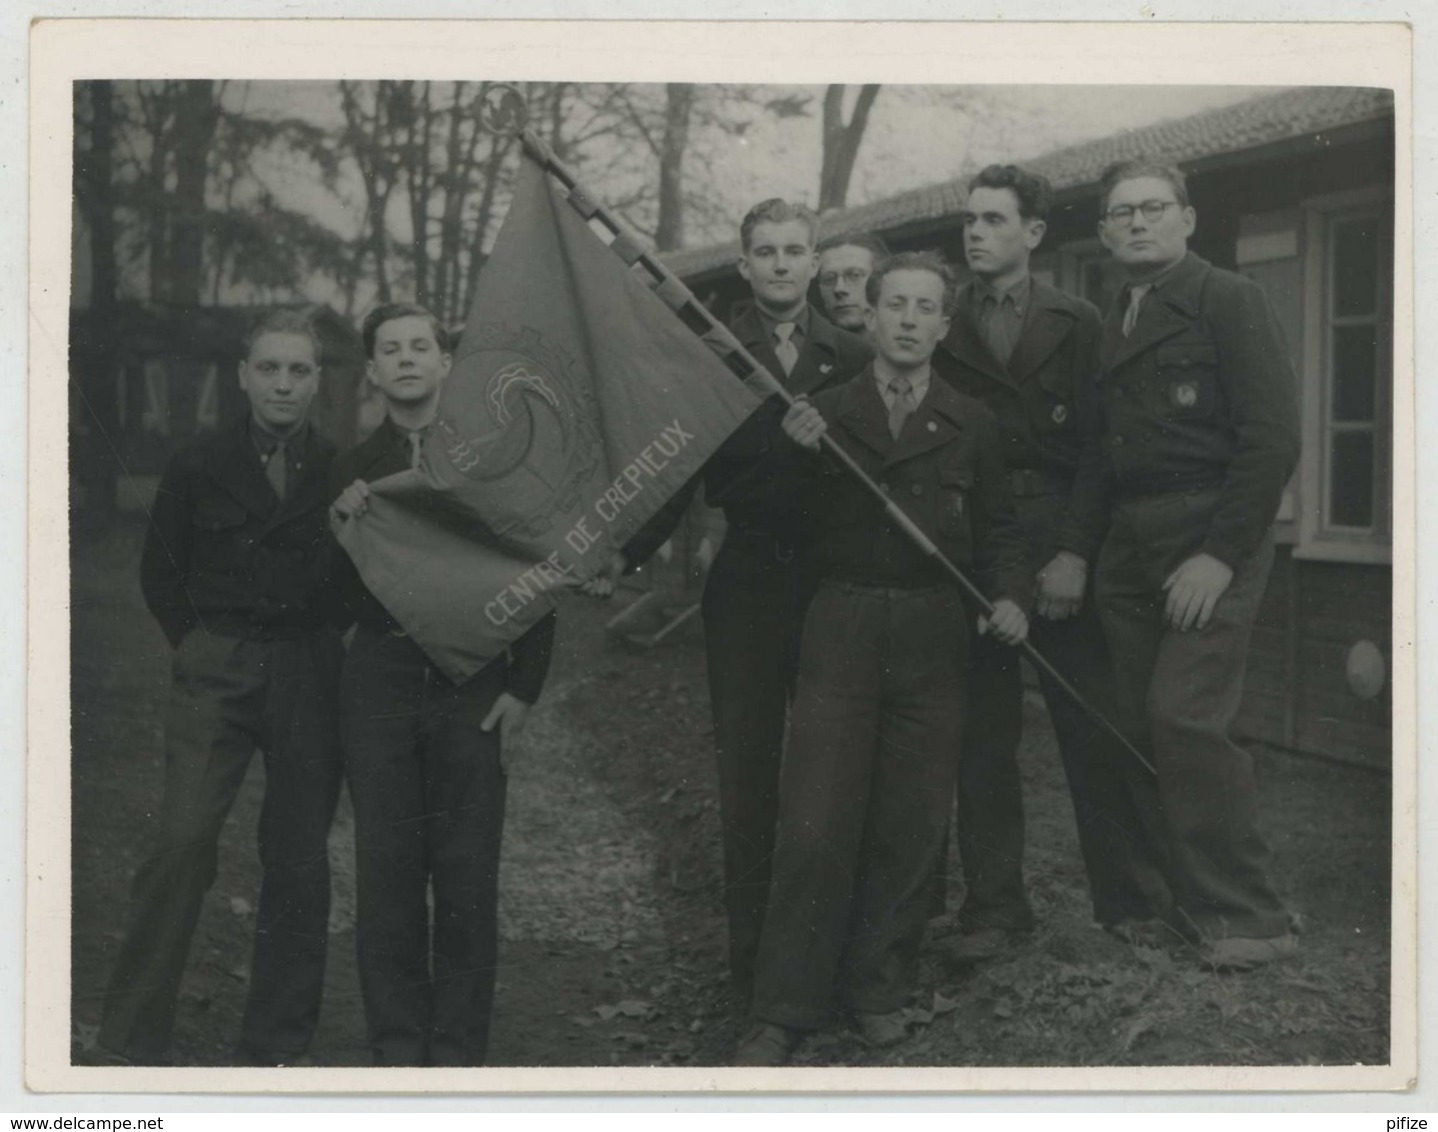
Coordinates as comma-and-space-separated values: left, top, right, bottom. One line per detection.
664, 86, 1395, 287
666, 84, 1397, 767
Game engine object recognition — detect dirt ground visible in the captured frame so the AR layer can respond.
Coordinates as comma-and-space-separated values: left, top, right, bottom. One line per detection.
69, 518, 1392, 1071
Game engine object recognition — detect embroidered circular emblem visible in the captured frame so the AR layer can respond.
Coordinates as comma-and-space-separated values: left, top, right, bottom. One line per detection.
434, 323, 602, 539
1051, 403, 1069, 425
1172, 381, 1199, 409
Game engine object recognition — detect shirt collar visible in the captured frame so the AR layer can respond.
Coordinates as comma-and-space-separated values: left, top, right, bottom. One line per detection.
757, 302, 811, 342
1130, 256, 1184, 295
250, 416, 307, 455
972, 273, 1032, 312
875, 365, 931, 406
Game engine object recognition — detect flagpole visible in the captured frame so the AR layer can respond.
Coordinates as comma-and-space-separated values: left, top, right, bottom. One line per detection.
479, 89, 1157, 779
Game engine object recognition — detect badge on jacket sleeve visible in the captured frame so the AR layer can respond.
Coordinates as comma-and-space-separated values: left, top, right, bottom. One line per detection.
1051, 404, 1069, 425
1170, 381, 1199, 410
820, 363, 833, 374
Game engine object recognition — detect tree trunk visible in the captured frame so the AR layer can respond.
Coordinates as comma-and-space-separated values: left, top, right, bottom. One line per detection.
654, 84, 693, 252
75, 81, 120, 517
818, 83, 880, 212
164, 79, 218, 439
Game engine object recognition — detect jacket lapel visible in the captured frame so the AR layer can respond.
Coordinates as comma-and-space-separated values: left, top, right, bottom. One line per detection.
884, 376, 967, 469
731, 301, 844, 396
834, 369, 894, 460
1009, 284, 1076, 392
789, 309, 847, 396
267, 426, 333, 530
1109, 252, 1209, 370
209, 417, 280, 521
941, 283, 1013, 391
730, 303, 785, 387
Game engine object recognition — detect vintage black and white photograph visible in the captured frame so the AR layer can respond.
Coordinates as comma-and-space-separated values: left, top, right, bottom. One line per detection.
34, 18, 1411, 1092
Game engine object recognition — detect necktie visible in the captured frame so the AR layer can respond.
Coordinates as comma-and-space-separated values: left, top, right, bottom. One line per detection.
887, 375, 915, 440
408, 429, 424, 470
980, 293, 1020, 365
774, 322, 799, 377
264, 439, 287, 502
1122, 283, 1153, 338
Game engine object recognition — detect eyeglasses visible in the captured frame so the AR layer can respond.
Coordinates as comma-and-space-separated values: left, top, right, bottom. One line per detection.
1103, 200, 1181, 227
819, 268, 869, 287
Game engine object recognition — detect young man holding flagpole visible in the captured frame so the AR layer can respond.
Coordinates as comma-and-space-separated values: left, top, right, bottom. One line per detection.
737, 252, 1032, 1066
328, 302, 556, 1067
617, 199, 871, 1002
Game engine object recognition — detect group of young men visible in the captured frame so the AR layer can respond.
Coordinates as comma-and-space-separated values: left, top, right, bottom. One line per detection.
92, 154, 1300, 1071
97, 301, 550, 1068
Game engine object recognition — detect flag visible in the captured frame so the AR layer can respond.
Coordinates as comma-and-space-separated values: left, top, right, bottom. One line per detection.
337, 155, 766, 683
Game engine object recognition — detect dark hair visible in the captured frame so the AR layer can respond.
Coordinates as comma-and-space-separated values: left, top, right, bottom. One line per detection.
241, 308, 323, 365
816, 231, 892, 262
1098, 158, 1190, 214
968, 164, 1054, 222
865, 250, 957, 313
739, 198, 820, 251
361, 302, 450, 358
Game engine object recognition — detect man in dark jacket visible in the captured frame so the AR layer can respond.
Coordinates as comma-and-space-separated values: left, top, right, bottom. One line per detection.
99, 309, 344, 1066
328, 302, 555, 1066
1089, 159, 1301, 968
618, 199, 871, 996
737, 252, 1031, 1065
935, 164, 1170, 961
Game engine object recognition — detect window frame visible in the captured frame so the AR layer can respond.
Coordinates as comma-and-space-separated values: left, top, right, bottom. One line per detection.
1294, 185, 1394, 565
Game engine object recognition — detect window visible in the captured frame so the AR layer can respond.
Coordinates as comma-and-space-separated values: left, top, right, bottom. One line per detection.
1296, 189, 1393, 562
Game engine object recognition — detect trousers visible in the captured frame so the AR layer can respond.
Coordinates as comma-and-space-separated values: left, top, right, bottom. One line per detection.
100, 628, 344, 1060
341, 628, 509, 1066
1096, 488, 1290, 940
959, 596, 1172, 929
699, 532, 811, 987
752, 583, 968, 1030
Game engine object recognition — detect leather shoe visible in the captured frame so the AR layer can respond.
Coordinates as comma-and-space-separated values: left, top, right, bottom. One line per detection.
733, 1022, 801, 1067
1204, 934, 1299, 971
939, 925, 1026, 967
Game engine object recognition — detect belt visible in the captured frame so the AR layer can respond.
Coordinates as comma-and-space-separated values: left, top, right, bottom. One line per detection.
1008, 468, 1072, 498
1115, 473, 1226, 499
199, 615, 321, 642
723, 526, 799, 564
825, 577, 950, 595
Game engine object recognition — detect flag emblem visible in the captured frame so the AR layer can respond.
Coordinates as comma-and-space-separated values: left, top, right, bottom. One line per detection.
437, 323, 601, 539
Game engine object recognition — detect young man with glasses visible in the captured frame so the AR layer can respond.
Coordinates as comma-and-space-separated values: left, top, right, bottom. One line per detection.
933, 164, 1170, 964
1087, 159, 1301, 969
815, 232, 890, 336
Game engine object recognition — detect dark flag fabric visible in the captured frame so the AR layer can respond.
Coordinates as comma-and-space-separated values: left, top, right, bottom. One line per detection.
337, 155, 766, 683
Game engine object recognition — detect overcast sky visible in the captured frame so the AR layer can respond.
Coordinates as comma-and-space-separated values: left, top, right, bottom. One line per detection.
235, 82, 1275, 251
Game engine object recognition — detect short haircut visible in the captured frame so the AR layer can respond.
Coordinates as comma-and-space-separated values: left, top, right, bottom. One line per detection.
865, 250, 957, 313
967, 164, 1054, 222
817, 231, 892, 262
739, 198, 820, 252
361, 302, 450, 358
1098, 158, 1190, 213
242, 308, 323, 365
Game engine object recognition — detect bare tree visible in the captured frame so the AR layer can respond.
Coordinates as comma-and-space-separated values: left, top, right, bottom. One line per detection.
819, 84, 881, 211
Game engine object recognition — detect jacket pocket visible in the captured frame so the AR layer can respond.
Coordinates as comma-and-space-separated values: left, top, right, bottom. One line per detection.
192, 495, 248, 531
1153, 342, 1218, 420
937, 468, 974, 542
